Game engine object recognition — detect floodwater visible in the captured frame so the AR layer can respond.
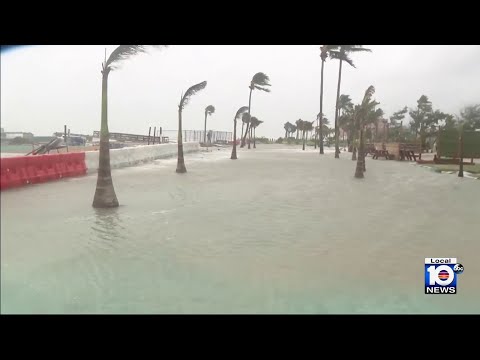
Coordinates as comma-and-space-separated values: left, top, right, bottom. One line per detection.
1, 145, 479, 314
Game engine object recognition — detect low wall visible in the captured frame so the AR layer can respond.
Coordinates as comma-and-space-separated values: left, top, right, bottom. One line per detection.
85, 142, 200, 173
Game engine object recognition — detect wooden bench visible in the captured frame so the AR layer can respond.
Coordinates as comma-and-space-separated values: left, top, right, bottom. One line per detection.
372, 144, 391, 160
399, 144, 421, 161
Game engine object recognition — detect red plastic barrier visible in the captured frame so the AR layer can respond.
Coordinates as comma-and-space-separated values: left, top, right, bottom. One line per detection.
1, 157, 28, 188
1, 152, 87, 190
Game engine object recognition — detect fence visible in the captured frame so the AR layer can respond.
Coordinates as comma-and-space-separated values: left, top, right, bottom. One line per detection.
93, 130, 233, 144
141, 130, 233, 144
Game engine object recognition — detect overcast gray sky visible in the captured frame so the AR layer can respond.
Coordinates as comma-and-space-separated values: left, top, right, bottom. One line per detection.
1, 45, 479, 138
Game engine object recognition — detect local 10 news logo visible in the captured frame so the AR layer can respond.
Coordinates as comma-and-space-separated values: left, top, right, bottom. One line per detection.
425, 258, 464, 294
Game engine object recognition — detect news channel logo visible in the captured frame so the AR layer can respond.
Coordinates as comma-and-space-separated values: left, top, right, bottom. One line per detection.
425, 258, 464, 294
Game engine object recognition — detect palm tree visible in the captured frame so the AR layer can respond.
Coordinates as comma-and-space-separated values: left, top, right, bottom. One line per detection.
303, 121, 313, 150
349, 105, 361, 160
92, 45, 166, 209
290, 125, 297, 141
241, 112, 251, 146
284, 122, 292, 139
295, 119, 302, 140
177, 81, 207, 173
231, 106, 249, 160
250, 117, 263, 148
203, 105, 215, 144
319, 45, 339, 154
330, 45, 371, 159
355, 86, 377, 178
295, 120, 304, 148
241, 72, 271, 148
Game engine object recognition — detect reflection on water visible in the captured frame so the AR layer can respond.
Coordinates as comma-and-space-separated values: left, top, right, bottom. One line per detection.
1, 145, 480, 314
89, 208, 127, 251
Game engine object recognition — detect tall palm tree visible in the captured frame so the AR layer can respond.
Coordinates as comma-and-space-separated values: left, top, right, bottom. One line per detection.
177, 81, 207, 173
250, 117, 263, 148
319, 45, 339, 154
241, 72, 271, 148
330, 45, 371, 159
355, 86, 377, 178
92, 45, 166, 209
231, 106, 249, 160
203, 105, 215, 144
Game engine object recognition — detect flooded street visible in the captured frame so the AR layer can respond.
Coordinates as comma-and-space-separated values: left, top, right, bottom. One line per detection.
1, 145, 479, 314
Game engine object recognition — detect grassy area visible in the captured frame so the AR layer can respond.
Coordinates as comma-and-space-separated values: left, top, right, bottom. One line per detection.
421, 163, 480, 178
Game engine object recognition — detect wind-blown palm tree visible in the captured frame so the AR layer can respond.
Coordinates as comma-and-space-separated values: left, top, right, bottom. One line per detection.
203, 105, 215, 144
250, 117, 263, 148
241, 72, 271, 148
295, 119, 302, 140
284, 122, 292, 139
177, 81, 207, 173
330, 45, 371, 159
92, 45, 166, 208
355, 86, 377, 178
231, 106, 249, 160
303, 121, 313, 150
319, 45, 339, 154
241, 112, 251, 146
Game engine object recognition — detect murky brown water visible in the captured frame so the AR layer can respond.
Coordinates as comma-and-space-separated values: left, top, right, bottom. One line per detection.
1, 145, 479, 313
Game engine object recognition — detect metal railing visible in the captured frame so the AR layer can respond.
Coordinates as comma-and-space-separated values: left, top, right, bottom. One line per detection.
92, 130, 233, 144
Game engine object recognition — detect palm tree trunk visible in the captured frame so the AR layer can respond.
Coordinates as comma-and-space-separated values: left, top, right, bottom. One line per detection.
176, 108, 186, 173
231, 119, 238, 160
92, 71, 119, 208
302, 130, 306, 150
334, 59, 343, 158
241, 122, 245, 144
352, 129, 357, 160
458, 128, 464, 177
203, 111, 207, 144
296, 129, 299, 140
285, 129, 288, 139
319, 58, 325, 154
248, 124, 252, 149
253, 127, 256, 148
355, 128, 365, 178
241, 88, 253, 148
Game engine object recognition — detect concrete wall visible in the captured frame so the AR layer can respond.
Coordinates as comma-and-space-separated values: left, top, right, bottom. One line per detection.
85, 142, 200, 173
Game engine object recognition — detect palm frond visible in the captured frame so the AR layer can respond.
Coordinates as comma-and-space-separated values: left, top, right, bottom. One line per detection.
242, 113, 251, 124
205, 105, 215, 115
106, 45, 167, 70
180, 81, 207, 109
343, 45, 372, 53
255, 120, 264, 128
251, 72, 271, 87
362, 86, 376, 105
254, 85, 271, 92
235, 106, 249, 120
329, 50, 355, 67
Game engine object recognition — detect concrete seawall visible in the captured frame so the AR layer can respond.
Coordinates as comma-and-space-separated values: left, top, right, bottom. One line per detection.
85, 142, 200, 173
